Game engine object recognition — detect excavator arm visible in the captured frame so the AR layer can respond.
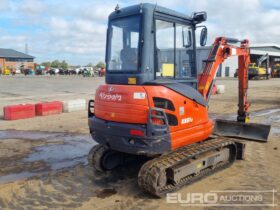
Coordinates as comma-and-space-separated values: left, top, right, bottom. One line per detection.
257, 53, 269, 67
198, 37, 250, 122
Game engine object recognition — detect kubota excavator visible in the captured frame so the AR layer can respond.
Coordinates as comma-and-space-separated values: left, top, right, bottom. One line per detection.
87, 3, 271, 197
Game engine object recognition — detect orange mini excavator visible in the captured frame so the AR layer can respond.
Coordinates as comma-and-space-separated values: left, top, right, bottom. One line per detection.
87, 4, 271, 197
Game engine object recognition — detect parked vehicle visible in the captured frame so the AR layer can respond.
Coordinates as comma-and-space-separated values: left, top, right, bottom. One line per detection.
2, 67, 11, 75
83, 69, 92, 77
78, 69, 84, 75
58, 69, 65, 75
15, 69, 21, 74
35, 65, 45, 75
24, 68, 33, 75
35, 69, 44, 75
69, 69, 77, 75
272, 64, 280, 78
48, 68, 57, 75
11, 69, 16, 75
248, 63, 270, 80
99, 68, 106, 77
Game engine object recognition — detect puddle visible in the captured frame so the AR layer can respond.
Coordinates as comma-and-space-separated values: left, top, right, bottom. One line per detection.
264, 115, 280, 124
250, 108, 280, 117
209, 113, 235, 121
271, 127, 280, 137
249, 108, 280, 125
0, 130, 66, 140
0, 172, 37, 184
210, 108, 280, 122
24, 142, 91, 170
0, 130, 95, 184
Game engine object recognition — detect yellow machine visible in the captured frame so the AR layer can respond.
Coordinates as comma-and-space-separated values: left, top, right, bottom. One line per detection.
248, 63, 269, 80
2, 67, 11, 75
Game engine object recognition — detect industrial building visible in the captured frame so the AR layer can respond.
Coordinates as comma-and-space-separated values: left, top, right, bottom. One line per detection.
196, 45, 280, 77
0, 48, 35, 71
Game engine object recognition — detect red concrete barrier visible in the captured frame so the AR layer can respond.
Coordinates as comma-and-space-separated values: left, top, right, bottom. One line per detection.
4, 104, 36, 120
35, 101, 63, 116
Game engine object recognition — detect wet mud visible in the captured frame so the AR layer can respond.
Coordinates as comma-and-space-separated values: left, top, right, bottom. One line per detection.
0, 131, 95, 184
0, 108, 279, 209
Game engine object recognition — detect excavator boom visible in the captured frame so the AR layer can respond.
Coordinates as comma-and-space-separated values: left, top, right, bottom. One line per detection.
198, 37, 270, 141
198, 37, 250, 121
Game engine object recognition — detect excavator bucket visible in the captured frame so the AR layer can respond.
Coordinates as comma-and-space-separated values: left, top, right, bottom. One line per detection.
214, 119, 271, 142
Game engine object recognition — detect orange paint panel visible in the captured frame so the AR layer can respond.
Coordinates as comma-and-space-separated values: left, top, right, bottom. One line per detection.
94, 84, 213, 150
144, 86, 209, 132
171, 120, 213, 150
95, 103, 148, 123
143, 85, 213, 150
94, 84, 149, 124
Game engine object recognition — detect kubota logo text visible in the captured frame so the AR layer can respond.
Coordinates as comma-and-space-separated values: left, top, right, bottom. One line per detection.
99, 92, 122, 101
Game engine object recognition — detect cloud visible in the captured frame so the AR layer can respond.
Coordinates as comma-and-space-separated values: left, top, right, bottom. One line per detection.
82, 3, 116, 21
0, 0, 10, 11
0, 0, 279, 65
0, 35, 28, 51
17, 0, 44, 14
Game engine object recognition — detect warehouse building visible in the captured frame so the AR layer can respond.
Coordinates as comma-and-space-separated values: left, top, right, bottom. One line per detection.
0, 48, 35, 71
196, 45, 280, 77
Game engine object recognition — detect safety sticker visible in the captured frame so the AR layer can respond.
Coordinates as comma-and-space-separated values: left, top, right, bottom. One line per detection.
133, 92, 146, 99
181, 117, 193, 124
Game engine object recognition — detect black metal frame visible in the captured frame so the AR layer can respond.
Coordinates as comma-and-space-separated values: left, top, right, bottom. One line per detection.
88, 99, 95, 118
153, 17, 196, 81
106, 14, 143, 74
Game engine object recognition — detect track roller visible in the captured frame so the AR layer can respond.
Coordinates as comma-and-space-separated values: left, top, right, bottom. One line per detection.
88, 144, 143, 172
88, 144, 125, 172
138, 137, 238, 197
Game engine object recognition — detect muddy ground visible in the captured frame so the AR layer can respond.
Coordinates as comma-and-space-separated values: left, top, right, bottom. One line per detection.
0, 76, 279, 210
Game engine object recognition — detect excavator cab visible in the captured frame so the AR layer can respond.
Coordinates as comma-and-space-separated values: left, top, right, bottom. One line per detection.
105, 3, 206, 88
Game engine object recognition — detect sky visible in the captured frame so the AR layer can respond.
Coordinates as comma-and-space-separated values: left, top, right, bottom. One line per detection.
0, 0, 279, 65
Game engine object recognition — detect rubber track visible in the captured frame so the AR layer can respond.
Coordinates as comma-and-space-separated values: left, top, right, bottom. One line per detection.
138, 137, 237, 197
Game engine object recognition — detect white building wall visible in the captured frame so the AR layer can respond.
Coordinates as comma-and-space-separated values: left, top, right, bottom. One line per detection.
222, 56, 238, 77
196, 47, 238, 77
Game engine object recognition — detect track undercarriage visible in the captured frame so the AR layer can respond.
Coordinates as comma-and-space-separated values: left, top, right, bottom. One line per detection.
88, 137, 245, 197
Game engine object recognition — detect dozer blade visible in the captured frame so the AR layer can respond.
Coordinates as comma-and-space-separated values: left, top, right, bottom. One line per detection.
214, 119, 271, 142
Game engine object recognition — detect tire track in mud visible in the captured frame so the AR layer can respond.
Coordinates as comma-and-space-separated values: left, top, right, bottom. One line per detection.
0, 163, 161, 210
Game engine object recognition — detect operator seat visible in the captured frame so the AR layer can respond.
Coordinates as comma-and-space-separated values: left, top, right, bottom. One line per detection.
120, 48, 138, 70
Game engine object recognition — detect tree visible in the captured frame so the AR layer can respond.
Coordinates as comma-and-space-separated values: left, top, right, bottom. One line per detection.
61, 60, 68, 70
51, 60, 60, 68
96, 61, 105, 69
41, 61, 51, 68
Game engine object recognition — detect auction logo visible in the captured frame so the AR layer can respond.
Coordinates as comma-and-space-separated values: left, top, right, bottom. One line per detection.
166, 190, 277, 207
